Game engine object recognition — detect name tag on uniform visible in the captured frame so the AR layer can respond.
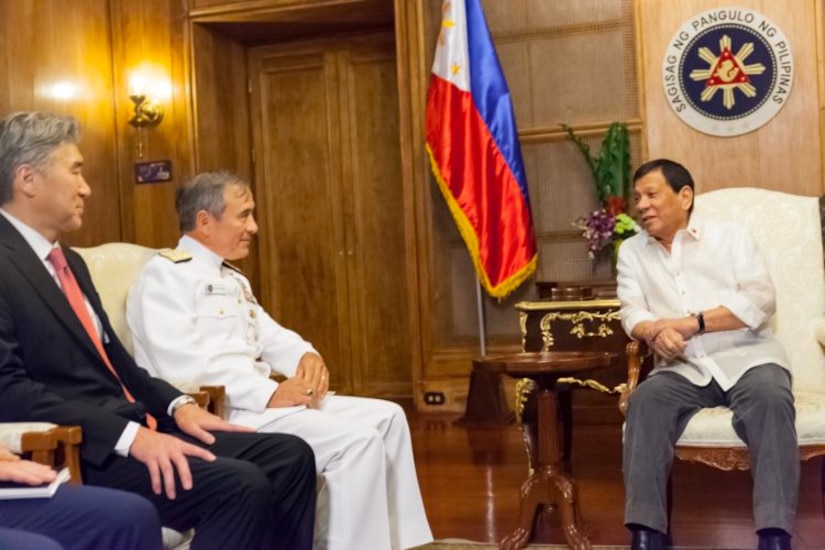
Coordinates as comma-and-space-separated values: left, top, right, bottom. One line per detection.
202, 282, 232, 296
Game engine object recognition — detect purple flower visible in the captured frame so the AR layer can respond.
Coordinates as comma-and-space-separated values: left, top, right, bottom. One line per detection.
574, 209, 616, 258
574, 208, 640, 261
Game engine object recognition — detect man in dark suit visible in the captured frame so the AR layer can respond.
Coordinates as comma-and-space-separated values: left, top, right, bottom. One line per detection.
0, 111, 316, 550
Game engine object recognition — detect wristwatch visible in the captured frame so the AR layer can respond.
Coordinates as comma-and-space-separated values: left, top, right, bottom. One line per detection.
171, 395, 198, 415
691, 311, 706, 335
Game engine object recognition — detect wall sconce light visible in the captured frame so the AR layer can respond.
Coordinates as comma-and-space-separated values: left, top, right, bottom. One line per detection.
127, 72, 170, 158
128, 94, 163, 128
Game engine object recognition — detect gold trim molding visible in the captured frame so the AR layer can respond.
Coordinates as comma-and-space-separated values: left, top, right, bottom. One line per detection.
538, 310, 621, 351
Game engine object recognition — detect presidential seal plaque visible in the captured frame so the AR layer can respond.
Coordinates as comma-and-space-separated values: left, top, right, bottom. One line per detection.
662, 7, 793, 137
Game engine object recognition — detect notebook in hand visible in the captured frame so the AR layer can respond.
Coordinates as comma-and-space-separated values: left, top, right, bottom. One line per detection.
0, 467, 70, 500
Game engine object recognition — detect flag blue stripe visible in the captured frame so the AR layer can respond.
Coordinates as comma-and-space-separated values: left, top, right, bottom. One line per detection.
464, 0, 531, 205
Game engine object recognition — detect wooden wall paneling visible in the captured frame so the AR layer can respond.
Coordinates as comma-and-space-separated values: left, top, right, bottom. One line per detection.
817, 0, 825, 191
396, 0, 441, 410
0, 0, 121, 247
637, 0, 822, 195
249, 45, 354, 393
0, 6, 9, 112
189, 0, 330, 14
393, 0, 428, 408
633, 0, 650, 162
109, 0, 193, 249
188, 0, 394, 24
339, 37, 413, 397
189, 24, 261, 291
190, 25, 252, 178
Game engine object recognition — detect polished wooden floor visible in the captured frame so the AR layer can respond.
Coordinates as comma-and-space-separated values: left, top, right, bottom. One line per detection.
409, 414, 824, 549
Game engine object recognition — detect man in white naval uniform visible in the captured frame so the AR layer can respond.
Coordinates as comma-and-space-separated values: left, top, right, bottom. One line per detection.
126, 171, 433, 550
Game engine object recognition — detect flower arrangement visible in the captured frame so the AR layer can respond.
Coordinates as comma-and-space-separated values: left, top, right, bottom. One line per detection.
562, 122, 640, 261
575, 209, 640, 260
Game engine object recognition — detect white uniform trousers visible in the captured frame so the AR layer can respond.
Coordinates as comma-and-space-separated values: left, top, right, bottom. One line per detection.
259, 395, 433, 550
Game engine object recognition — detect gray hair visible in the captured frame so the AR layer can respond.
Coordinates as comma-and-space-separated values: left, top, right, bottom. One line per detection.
175, 171, 250, 232
0, 112, 81, 205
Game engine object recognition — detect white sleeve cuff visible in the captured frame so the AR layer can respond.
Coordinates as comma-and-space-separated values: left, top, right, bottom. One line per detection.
623, 310, 656, 338
249, 378, 280, 412
116, 421, 141, 457
167, 394, 193, 417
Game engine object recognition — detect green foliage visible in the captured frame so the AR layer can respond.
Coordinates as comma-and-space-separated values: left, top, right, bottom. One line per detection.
561, 122, 631, 205
613, 213, 638, 236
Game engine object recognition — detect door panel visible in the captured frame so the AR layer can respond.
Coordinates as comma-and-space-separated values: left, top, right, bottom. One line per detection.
251, 50, 352, 391
250, 35, 411, 397
340, 43, 412, 396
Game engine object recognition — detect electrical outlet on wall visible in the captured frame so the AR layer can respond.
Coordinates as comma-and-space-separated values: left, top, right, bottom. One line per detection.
423, 391, 446, 405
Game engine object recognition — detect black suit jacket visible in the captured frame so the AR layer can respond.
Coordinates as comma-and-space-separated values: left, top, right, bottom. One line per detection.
0, 215, 182, 465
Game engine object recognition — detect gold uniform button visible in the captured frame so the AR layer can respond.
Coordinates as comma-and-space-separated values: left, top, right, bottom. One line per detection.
218, 308, 225, 315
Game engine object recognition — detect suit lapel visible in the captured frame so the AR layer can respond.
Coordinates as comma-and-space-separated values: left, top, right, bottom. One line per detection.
0, 216, 102, 361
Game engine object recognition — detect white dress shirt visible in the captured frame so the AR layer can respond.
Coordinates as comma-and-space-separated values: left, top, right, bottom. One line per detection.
616, 217, 789, 391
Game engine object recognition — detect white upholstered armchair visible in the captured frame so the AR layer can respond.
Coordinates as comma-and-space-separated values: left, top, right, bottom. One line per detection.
74, 243, 225, 417
621, 187, 825, 519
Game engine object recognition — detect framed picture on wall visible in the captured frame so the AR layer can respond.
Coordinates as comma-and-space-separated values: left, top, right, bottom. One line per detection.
134, 160, 172, 184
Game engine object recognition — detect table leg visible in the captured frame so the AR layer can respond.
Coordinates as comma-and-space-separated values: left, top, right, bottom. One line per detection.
500, 388, 592, 550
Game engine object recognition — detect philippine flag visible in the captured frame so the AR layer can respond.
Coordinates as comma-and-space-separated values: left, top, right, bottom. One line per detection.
425, 0, 537, 299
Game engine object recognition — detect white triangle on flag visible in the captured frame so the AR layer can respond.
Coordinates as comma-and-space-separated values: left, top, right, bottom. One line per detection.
431, 0, 471, 92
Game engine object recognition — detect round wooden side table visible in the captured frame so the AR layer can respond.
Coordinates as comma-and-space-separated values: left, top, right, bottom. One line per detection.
481, 351, 616, 550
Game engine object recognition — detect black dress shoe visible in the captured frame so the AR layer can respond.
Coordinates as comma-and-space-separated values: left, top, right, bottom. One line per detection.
631, 528, 666, 550
758, 533, 792, 550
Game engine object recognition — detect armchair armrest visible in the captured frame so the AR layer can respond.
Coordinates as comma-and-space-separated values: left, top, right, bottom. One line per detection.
619, 341, 651, 417
0, 422, 57, 453
168, 381, 226, 419
199, 385, 225, 419
0, 423, 83, 484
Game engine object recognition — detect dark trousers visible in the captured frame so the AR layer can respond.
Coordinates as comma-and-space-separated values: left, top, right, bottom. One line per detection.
0, 483, 162, 550
624, 363, 799, 534
83, 430, 316, 550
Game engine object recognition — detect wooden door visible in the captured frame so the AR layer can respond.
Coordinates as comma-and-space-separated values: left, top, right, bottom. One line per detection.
249, 35, 412, 398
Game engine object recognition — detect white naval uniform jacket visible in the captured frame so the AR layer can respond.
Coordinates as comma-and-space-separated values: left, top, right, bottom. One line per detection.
126, 235, 316, 428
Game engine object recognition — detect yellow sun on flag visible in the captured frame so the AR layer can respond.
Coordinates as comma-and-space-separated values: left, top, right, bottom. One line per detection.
438, 1, 454, 46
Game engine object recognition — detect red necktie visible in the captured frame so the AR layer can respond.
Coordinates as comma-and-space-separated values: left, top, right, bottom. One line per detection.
47, 247, 157, 430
